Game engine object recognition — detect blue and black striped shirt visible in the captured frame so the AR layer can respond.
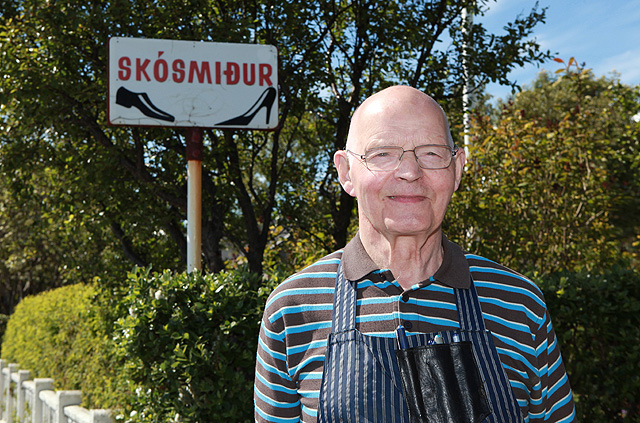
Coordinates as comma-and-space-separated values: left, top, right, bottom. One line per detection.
255, 234, 576, 423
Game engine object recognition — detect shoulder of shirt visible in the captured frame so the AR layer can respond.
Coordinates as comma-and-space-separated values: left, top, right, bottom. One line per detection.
465, 252, 545, 301
264, 249, 342, 311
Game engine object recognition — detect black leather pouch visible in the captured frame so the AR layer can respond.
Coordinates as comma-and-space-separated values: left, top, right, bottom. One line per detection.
396, 341, 491, 423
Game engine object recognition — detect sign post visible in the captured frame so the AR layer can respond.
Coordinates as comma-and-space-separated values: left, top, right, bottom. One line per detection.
186, 127, 203, 272
108, 37, 278, 272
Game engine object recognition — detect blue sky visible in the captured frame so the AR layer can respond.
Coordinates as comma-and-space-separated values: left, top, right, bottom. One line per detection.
479, 0, 640, 101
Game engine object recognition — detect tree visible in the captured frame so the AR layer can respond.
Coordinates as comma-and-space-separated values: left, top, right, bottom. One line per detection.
0, 134, 134, 317
445, 60, 640, 274
0, 0, 550, 295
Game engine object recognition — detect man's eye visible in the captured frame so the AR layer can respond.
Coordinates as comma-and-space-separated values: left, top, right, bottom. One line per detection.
419, 150, 442, 158
368, 151, 393, 159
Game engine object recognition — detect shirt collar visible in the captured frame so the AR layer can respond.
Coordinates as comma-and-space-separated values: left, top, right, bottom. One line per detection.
342, 232, 470, 289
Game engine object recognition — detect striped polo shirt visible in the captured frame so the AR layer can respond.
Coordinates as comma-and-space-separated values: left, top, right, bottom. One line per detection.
255, 233, 577, 423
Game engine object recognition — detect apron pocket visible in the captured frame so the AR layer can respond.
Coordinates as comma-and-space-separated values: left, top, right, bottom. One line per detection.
396, 341, 491, 423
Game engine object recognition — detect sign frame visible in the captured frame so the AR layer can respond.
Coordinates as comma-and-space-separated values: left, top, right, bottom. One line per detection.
108, 37, 279, 130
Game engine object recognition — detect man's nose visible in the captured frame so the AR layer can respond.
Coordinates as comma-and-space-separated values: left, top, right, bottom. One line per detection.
395, 151, 423, 181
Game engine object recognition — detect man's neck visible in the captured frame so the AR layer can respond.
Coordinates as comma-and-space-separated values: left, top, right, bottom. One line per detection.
360, 225, 444, 290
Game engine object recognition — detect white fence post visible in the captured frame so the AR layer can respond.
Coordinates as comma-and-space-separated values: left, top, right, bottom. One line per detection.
64, 406, 112, 423
32, 379, 54, 423
40, 390, 82, 423
3, 363, 19, 423
0, 359, 5, 422
89, 410, 113, 423
57, 391, 82, 423
15, 370, 30, 422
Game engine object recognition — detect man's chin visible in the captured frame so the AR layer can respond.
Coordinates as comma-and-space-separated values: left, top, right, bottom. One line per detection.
380, 221, 440, 238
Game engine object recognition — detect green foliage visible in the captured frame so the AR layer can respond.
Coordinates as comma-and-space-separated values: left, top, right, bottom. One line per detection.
514, 60, 640, 244
0, 314, 8, 345
0, 268, 278, 420
112, 267, 277, 422
0, 0, 550, 283
447, 67, 640, 274
0, 153, 132, 319
0, 283, 126, 409
540, 264, 640, 422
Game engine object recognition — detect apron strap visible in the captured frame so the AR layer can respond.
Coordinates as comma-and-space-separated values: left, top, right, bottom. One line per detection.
331, 262, 357, 332
455, 277, 487, 332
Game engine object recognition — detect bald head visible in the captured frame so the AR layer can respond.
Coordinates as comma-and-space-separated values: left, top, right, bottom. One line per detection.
346, 86, 454, 152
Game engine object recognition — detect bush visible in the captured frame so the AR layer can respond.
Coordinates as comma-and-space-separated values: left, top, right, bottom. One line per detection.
0, 283, 125, 409
0, 313, 8, 345
112, 267, 277, 423
540, 264, 640, 422
8, 263, 637, 422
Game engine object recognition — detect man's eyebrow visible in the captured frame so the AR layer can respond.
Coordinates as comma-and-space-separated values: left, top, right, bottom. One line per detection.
365, 138, 406, 148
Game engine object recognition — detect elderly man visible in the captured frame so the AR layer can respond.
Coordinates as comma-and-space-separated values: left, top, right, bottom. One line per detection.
255, 86, 576, 423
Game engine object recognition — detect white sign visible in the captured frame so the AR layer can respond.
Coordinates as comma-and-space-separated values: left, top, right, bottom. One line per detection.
108, 37, 278, 129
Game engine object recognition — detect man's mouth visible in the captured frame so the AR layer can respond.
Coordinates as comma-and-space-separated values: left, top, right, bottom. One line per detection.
389, 195, 425, 201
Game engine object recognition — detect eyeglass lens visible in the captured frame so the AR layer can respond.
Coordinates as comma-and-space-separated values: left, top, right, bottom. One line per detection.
364, 145, 453, 170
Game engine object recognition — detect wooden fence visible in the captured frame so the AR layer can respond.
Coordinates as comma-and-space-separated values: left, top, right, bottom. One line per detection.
0, 359, 112, 423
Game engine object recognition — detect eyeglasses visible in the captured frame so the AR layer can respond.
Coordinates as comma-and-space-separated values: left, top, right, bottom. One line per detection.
347, 145, 459, 171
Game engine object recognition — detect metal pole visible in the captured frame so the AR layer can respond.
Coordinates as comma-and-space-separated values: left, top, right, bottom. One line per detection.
186, 128, 203, 272
462, 5, 474, 156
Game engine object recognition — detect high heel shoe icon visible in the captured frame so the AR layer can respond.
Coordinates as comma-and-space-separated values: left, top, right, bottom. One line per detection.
116, 86, 175, 122
217, 87, 277, 126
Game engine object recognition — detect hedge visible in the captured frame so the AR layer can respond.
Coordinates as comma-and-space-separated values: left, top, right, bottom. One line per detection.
0, 283, 125, 409
2, 264, 638, 422
540, 264, 640, 422
111, 264, 640, 422
111, 266, 277, 423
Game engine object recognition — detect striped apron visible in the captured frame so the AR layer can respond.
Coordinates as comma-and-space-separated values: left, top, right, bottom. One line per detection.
317, 264, 523, 423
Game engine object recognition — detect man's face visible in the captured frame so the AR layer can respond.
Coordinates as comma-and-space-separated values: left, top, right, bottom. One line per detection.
335, 87, 465, 240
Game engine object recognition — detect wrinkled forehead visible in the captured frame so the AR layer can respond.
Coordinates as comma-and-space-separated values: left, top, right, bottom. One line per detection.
347, 93, 452, 151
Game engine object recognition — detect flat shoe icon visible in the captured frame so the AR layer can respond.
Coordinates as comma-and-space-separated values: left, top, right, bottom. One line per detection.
116, 86, 175, 122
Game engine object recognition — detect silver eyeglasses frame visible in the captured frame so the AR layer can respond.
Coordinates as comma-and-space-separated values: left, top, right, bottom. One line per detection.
346, 144, 459, 171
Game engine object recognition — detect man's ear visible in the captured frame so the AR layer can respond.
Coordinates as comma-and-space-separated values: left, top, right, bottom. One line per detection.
334, 151, 356, 197
453, 147, 466, 192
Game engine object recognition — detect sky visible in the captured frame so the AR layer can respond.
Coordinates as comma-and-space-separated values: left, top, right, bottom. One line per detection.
478, 0, 640, 101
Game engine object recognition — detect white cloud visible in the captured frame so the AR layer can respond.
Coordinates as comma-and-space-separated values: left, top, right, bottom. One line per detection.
596, 49, 640, 84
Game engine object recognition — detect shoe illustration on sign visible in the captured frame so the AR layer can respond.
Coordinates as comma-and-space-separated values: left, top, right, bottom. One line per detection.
217, 87, 277, 126
116, 86, 175, 122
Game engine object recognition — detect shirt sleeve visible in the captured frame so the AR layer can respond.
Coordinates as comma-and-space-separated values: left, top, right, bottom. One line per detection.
254, 310, 302, 423
529, 309, 577, 422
